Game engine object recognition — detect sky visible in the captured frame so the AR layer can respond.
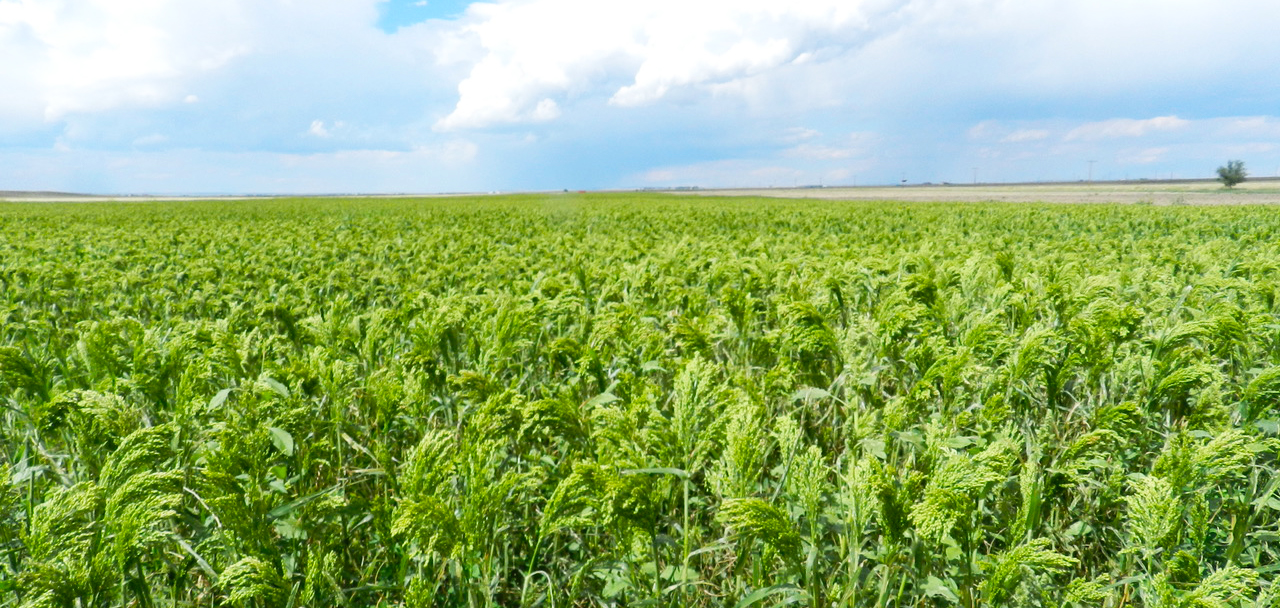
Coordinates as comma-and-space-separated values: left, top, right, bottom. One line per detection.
3, 0, 1280, 194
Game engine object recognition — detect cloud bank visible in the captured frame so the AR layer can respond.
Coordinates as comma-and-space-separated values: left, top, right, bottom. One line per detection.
434, 0, 894, 130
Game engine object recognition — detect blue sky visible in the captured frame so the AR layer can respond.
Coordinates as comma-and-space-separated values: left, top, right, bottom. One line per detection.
3, 0, 1280, 194
377, 0, 471, 31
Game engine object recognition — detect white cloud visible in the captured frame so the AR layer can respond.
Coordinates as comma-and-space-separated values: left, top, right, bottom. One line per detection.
435, 0, 892, 130
132, 133, 168, 147
0, 139, 481, 194
1213, 116, 1280, 139
643, 169, 677, 182
1065, 116, 1189, 141
638, 159, 806, 187
967, 123, 1054, 145
531, 99, 560, 121
0, 0, 256, 121
966, 121, 1000, 140
420, 139, 478, 163
782, 132, 876, 160
969, 121, 1055, 145
779, 127, 820, 143
784, 144, 856, 160
1001, 129, 1049, 143
309, 120, 332, 138
0, 0, 397, 128
7, 1, 1280, 192
635, 136, 878, 188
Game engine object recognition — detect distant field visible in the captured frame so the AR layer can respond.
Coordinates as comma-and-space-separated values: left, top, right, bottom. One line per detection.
699, 179, 1280, 205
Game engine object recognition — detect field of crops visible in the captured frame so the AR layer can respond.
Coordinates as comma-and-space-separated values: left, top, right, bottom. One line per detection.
2, 194, 1280, 607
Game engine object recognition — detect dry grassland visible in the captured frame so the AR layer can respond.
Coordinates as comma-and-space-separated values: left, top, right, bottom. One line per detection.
696, 179, 1280, 205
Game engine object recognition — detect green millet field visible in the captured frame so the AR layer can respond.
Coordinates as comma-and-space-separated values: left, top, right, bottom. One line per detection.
3, 194, 1280, 607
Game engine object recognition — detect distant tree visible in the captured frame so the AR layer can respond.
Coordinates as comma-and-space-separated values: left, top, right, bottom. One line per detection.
1217, 160, 1247, 188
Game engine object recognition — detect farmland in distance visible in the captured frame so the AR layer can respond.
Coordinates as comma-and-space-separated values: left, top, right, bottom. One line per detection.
2, 194, 1280, 607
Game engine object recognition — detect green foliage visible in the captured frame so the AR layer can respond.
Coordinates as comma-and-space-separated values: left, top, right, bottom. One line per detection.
1217, 160, 1247, 188
221, 557, 287, 606
911, 438, 1015, 540
1126, 474, 1182, 554
717, 498, 801, 566
3, 194, 1280, 607
981, 538, 1077, 606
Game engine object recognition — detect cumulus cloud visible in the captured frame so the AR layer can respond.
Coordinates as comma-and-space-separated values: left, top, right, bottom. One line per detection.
0, 0, 256, 122
0, 0, 409, 130
434, 0, 897, 130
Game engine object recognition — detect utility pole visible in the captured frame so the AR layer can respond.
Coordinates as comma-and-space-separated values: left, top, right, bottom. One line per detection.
1087, 160, 1096, 182
972, 167, 978, 185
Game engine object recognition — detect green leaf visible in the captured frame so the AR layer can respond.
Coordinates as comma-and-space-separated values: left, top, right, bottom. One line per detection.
10, 463, 47, 484
176, 538, 219, 583
261, 376, 290, 399
268, 426, 295, 457
585, 392, 619, 408
641, 360, 665, 372
623, 467, 690, 479
601, 575, 630, 599
791, 387, 831, 402
1064, 521, 1093, 539
924, 576, 959, 603
860, 437, 887, 460
945, 436, 978, 449
687, 541, 733, 558
268, 484, 341, 519
209, 388, 233, 409
274, 517, 306, 539
733, 584, 807, 608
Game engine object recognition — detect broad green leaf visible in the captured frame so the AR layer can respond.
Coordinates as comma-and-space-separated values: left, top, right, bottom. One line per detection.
261, 376, 290, 398
733, 584, 807, 608
209, 388, 233, 409
268, 426, 295, 457
585, 392, 619, 408
923, 576, 959, 603
791, 387, 831, 402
